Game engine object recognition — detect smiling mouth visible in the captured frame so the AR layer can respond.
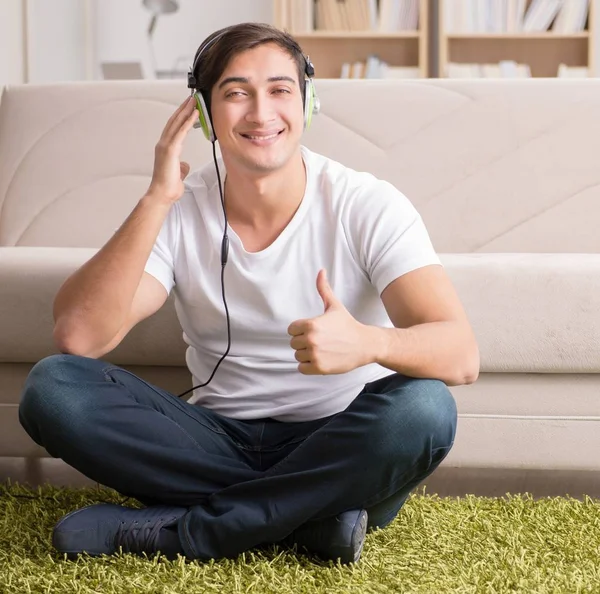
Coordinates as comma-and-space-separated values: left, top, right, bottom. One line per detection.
240, 130, 284, 141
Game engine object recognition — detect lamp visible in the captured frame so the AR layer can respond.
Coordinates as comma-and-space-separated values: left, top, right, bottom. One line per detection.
143, 0, 179, 37
142, 0, 179, 77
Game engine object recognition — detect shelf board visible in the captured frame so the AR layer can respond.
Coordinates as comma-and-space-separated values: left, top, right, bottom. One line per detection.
292, 31, 420, 39
445, 32, 589, 40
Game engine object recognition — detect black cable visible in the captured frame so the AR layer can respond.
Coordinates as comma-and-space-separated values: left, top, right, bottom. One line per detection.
177, 140, 231, 399
7, 487, 132, 506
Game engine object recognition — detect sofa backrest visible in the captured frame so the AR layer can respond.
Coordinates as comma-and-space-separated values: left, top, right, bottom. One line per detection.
1, 78, 599, 252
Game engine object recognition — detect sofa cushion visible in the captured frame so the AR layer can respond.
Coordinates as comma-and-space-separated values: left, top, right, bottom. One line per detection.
445, 253, 600, 372
1, 248, 597, 373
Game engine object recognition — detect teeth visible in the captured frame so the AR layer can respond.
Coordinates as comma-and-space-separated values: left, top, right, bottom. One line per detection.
245, 133, 279, 141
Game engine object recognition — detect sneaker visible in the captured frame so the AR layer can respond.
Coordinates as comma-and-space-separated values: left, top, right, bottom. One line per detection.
52, 503, 187, 559
281, 509, 368, 564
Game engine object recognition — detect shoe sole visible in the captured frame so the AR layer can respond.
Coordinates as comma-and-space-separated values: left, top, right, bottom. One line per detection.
349, 509, 368, 564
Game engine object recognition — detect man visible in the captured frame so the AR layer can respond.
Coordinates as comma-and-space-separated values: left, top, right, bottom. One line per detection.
19, 22, 479, 565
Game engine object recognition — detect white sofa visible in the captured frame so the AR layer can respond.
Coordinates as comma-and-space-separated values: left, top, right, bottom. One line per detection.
1, 78, 599, 493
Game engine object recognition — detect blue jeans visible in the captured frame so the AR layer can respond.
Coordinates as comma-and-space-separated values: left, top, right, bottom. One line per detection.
19, 354, 457, 560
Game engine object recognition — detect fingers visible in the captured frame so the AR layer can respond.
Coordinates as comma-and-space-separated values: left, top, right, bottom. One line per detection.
162, 96, 193, 137
289, 335, 305, 350
287, 320, 306, 337
180, 162, 190, 180
165, 97, 196, 143
161, 96, 196, 145
289, 324, 320, 374
288, 317, 317, 337
171, 104, 199, 146
294, 349, 310, 363
297, 362, 316, 375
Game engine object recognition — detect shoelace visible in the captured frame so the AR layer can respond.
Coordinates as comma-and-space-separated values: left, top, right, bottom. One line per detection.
114, 516, 175, 554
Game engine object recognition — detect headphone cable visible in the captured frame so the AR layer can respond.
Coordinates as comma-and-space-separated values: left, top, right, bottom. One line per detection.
176, 140, 231, 399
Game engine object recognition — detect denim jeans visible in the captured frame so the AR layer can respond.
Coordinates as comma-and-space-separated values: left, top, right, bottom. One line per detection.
19, 354, 457, 560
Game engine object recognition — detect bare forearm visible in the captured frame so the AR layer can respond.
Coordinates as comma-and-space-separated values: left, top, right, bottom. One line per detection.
53, 193, 171, 351
364, 321, 480, 386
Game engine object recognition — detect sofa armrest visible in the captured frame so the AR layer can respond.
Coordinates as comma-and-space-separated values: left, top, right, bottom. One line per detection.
0, 247, 96, 362
0, 247, 186, 366
442, 253, 600, 373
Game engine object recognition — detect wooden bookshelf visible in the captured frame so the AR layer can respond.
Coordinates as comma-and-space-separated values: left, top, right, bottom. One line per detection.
439, 0, 595, 78
274, 0, 429, 78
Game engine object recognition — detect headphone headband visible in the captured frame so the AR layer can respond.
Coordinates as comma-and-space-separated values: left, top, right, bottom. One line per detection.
187, 28, 316, 91
187, 29, 230, 90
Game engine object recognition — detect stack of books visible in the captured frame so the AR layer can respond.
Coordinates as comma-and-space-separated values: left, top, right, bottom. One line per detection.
446, 61, 532, 77
340, 55, 420, 78
443, 0, 589, 33
275, 0, 420, 33
445, 60, 589, 78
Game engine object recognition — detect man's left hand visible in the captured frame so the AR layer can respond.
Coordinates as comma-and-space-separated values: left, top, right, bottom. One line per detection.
287, 269, 373, 375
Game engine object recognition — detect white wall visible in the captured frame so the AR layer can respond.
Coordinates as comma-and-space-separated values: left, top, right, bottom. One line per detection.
0, 0, 93, 85
93, 0, 155, 78
0, 0, 25, 85
94, 0, 273, 79
26, 0, 91, 83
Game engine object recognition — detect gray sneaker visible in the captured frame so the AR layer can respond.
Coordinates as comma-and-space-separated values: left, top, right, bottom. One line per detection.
52, 503, 187, 559
281, 509, 368, 564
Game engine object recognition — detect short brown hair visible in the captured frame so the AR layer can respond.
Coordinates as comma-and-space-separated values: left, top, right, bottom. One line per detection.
190, 23, 310, 114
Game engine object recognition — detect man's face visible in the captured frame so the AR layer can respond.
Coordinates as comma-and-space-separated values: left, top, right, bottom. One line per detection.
210, 43, 305, 175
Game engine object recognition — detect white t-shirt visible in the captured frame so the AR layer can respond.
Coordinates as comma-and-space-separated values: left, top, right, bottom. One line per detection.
144, 146, 441, 422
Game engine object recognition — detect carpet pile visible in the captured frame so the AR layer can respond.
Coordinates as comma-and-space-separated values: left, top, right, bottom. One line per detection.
0, 483, 598, 593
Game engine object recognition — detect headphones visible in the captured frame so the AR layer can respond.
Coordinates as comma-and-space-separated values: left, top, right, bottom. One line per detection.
186, 28, 320, 142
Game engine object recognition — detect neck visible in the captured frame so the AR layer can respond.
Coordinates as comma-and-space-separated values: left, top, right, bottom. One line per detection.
222, 150, 306, 228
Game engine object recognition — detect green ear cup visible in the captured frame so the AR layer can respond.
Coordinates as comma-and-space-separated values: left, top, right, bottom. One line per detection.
304, 79, 320, 131
193, 92, 215, 142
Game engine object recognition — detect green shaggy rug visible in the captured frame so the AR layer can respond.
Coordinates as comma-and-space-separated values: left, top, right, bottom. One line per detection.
0, 483, 599, 593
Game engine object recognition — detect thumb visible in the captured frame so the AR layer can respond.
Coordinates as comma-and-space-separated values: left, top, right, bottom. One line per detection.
316, 269, 339, 312
180, 161, 190, 180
